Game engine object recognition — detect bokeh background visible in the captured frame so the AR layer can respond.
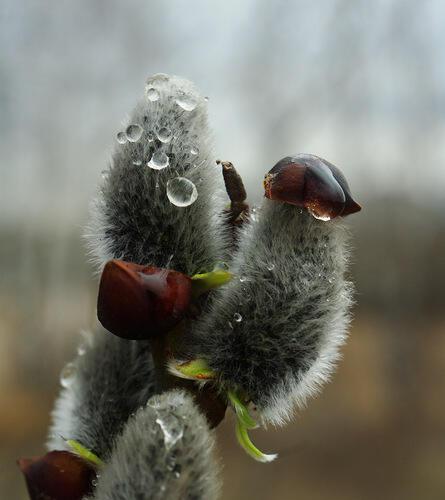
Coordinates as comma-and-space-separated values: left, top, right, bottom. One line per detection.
1, 1, 445, 498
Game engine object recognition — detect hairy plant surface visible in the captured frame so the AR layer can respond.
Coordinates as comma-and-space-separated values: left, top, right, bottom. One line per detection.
34, 74, 360, 500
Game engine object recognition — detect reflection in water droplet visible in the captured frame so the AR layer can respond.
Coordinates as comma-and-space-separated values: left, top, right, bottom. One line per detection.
60, 362, 76, 388
166, 177, 198, 207
239, 275, 247, 283
175, 92, 197, 111
116, 132, 127, 144
156, 414, 184, 450
77, 344, 86, 356
147, 151, 169, 170
145, 87, 160, 102
190, 144, 199, 155
157, 127, 172, 143
126, 124, 143, 142
308, 208, 331, 221
147, 131, 154, 142
267, 263, 275, 271
233, 312, 243, 323
132, 160, 142, 166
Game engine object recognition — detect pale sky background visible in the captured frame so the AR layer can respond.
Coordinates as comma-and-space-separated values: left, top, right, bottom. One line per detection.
1, 0, 444, 227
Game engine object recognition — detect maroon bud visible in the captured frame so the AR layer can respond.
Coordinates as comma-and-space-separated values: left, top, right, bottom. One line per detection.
97, 259, 192, 340
17, 451, 96, 500
264, 154, 361, 219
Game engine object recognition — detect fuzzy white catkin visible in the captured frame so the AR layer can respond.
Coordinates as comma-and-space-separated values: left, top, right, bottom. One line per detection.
48, 75, 226, 499
85, 74, 229, 275
187, 201, 353, 426
48, 73, 354, 500
47, 329, 156, 457
85, 390, 220, 500
49, 74, 229, 453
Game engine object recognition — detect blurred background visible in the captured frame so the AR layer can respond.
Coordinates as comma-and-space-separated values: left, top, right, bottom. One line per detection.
1, 1, 444, 498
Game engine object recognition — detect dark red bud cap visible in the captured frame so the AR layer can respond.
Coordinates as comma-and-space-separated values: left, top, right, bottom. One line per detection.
17, 450, 96, 500
264, 154, 361, 219
97, 259, 192, 340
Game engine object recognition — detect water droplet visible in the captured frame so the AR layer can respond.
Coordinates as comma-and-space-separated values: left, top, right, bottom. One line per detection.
166, 177, 198, 207
116, 131, 127, 144
308, 208, 331, 221
157, 127, 172, 143
147, 151, 169, 170
267, 263, 275, 271
233, 312, 242, 323
175, 92, 197, 111
239, 275, 247, 283
214, 261, 229, 271
147, 131, 155, 142
92, 478, 98, 487
145, 86, 160, 102
156, 414, 184, 450
190, 145, 199, 155
204, 96, 209, 102
132, 160, 142, 166
125, 124, 143, 142
77, 344, 86, 356
60, 362, 76, 388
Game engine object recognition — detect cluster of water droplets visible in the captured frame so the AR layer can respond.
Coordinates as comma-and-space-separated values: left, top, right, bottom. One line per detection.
116, 123, 143, 144
115, 75, 207, 208
166, 452, 182, 479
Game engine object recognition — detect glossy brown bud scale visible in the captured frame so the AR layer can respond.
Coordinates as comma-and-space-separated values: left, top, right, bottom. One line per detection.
97, 259, 192, 340
264, 154, 361, 219
17, 450, 96, 500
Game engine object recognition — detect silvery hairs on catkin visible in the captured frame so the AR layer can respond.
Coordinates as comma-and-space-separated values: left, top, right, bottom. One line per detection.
85, 390, 220, 500
49, 74, 229, 455
186, 200, 353, 426
86, 73, 230, 275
